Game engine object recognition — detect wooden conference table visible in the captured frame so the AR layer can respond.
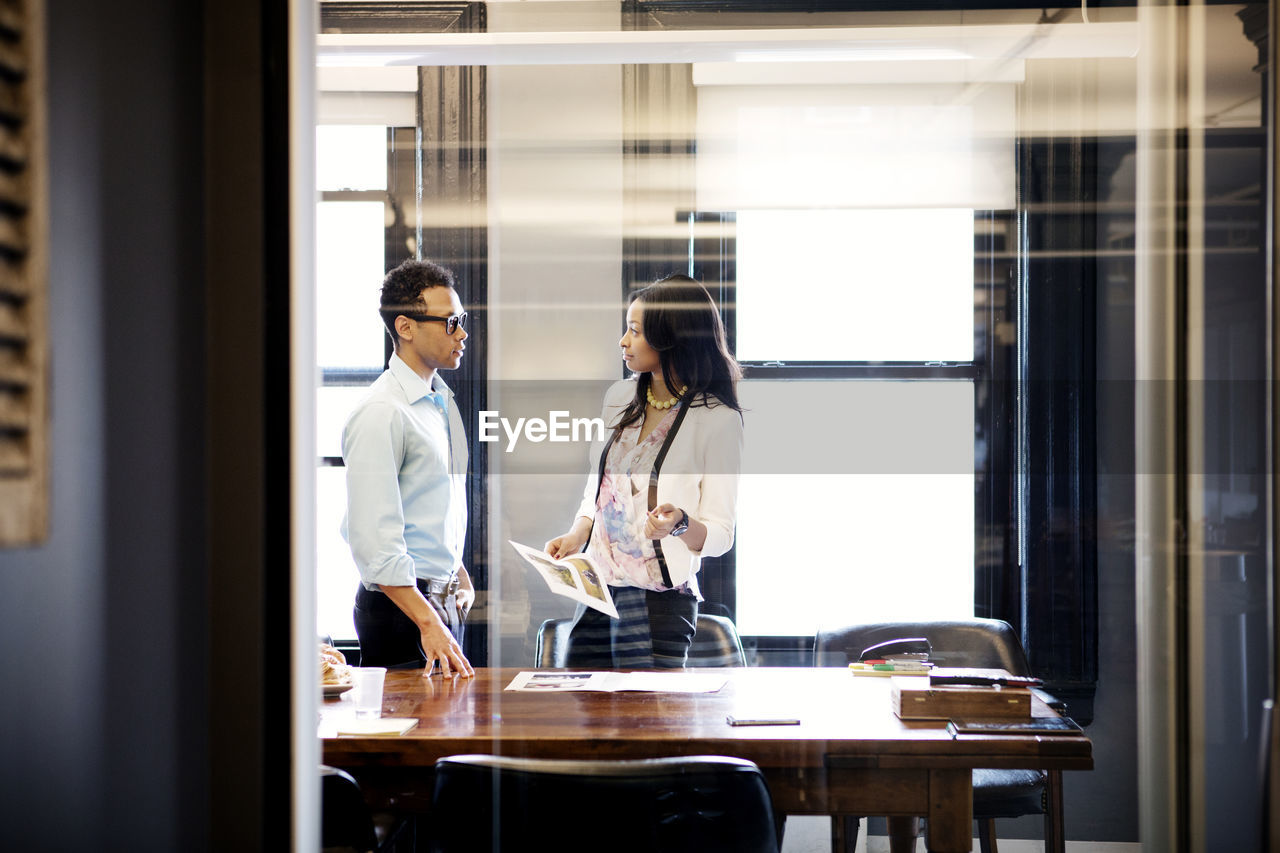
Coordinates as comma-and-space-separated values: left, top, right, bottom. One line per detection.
321, 667, 1092, 853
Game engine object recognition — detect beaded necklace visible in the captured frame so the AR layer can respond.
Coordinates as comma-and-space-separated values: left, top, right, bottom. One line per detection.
645, 383, 687, 410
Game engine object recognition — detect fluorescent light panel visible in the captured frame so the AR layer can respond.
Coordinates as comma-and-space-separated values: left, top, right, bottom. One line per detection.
316, 23, 1138, 68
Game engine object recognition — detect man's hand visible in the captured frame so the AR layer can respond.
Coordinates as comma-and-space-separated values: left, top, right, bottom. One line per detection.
456, 565, 476, 618
378, 583, 475, 679
417, 614, 473, 679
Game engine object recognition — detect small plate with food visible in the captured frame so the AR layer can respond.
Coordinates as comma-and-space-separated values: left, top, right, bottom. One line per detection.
321, 642, 354, 697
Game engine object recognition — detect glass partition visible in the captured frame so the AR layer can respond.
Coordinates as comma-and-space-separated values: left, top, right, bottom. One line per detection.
310, 3, 1272, 849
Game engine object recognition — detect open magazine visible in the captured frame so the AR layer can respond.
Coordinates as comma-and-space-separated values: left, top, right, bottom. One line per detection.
509, 540, 619, 618
505, 670, 727, 693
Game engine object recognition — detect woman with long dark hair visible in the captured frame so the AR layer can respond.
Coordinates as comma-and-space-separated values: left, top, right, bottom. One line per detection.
546, 274, 744, 667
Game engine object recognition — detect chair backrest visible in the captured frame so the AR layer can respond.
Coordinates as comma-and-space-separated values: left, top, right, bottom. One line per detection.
534, 617, 575, 667
813, 617, 1032, 675
689, 613, 748, 666
321, 765, 379, 853
429, 754, 780, 853
535, 613, 747, 667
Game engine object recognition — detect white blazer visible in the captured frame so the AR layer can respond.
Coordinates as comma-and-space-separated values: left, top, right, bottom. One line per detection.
575, 379, 744, 590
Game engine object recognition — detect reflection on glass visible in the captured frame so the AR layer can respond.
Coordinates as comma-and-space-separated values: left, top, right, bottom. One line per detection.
310, 4, 1273, 846
695, 80, 1015, 211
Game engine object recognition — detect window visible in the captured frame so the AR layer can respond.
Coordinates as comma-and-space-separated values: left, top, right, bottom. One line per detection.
734, 208, 975, 362
731, 210, 980, 637
682, 75, 1014, 640
735, 380, 975, 637
314, 124, 394, 642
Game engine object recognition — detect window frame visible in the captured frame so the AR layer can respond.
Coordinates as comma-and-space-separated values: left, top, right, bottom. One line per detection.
671, 210, 1011, 662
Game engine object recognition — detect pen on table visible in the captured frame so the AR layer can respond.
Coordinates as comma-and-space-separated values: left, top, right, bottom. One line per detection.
727, 715, 801, 726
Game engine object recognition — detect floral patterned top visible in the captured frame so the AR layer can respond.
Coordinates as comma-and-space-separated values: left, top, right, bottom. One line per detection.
586, 405, 683, 591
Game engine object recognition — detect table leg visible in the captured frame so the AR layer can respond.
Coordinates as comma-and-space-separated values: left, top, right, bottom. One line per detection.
924, 769, 973, 853
831, 815, 860, 853
1044, 769, 1065, 853
888, 815, 920, 853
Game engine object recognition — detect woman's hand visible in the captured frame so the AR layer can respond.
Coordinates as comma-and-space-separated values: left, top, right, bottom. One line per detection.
546, 517, 593, 559
644, 503, 681, 539
644, 503, 708, 551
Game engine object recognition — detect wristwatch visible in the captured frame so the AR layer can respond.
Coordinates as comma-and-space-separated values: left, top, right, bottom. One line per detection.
669, 509, 690, 537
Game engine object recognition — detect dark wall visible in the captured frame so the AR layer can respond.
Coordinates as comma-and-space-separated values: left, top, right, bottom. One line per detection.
0, 1, 209, 849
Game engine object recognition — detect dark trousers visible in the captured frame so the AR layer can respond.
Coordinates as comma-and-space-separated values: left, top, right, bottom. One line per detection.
353, 579, 466, 669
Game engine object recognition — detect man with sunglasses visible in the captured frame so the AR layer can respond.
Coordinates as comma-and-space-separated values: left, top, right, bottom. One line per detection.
341, 259, 476, 679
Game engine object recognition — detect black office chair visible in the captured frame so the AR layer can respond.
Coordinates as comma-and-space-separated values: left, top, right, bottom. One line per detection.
428, 754, 780, 853
814, 618, 1069, 853
534, 613, 747, 667
321, 765, 410, 853
533, 617, 575, 667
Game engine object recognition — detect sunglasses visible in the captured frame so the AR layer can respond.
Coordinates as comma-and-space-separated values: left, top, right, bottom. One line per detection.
402, 311, 467, 335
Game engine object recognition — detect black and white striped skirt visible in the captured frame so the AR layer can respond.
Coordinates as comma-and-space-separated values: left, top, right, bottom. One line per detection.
565, 585, 698, 669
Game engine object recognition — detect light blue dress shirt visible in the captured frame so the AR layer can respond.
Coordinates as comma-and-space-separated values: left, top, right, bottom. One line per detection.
341, 354, 469, 589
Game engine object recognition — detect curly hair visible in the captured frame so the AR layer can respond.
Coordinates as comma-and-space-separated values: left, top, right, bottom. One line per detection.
378, 259, 457, 344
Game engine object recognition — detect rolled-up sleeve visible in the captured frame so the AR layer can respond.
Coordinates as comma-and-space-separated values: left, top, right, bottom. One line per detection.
341, 402, 418, 588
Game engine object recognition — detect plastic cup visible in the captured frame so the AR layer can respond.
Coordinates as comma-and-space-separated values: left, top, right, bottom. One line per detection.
351, 666, 387, 719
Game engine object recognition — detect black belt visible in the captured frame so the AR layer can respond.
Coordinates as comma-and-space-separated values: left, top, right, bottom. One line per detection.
419, 575, 460, 597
